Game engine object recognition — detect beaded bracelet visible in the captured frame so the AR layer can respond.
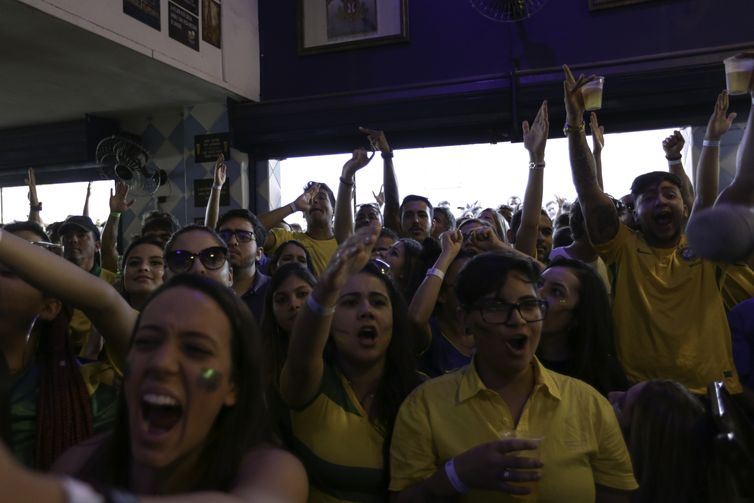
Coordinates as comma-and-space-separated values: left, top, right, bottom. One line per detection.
529, 161, 545, 170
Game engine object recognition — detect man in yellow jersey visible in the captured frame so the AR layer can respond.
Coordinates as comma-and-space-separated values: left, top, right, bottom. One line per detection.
562, 64, 740, 394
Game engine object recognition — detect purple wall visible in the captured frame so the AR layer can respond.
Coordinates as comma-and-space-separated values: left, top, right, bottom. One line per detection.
260, 0, 754, 101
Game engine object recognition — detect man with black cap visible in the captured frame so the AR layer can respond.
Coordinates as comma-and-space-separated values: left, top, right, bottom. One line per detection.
58, 215, 118, 357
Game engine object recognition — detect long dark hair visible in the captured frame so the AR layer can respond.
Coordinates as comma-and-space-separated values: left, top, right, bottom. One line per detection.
3, 222, 94, 470
627, 380, 727, 503
260, 263, 317, 388
395, 238, 441, 303
325, 261, 421, 439
77, 274, 272, 492
268, 240, 315, 276
541, 257, 628, 395
117, 235, 166, 306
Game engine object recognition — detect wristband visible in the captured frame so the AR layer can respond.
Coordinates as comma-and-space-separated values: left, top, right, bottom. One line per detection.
426, 267, 446, 280
212, 184, 223, 190
30, 202, 42, 212
61, 477, 105, 503
444, 458, 470, 494
563, 122, 585, 136
306, 295, 336, 316
528, 161, 545, 169
381, 151, 394, 159
667, 159, 682, 166
289, 202, 298, 214
703, 139, 720, 148
339, 176, 354, 186
110, 211, 122, 218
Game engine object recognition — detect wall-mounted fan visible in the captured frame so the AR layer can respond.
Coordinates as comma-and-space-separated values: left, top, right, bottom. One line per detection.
95, 134, 164, 196
470, 0, 550, 22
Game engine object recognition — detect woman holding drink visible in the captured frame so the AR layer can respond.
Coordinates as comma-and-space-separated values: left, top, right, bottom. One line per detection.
388, 251, 637, 502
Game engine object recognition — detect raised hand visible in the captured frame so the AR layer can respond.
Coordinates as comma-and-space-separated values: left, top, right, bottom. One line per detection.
662, 130, 685, 159
213, 153, 227, 188
26, 168, 40, 209
705, 91, 737, 140
110, 181, 133, 214
373, 185, 385, 208
563, 64, 596, 124
343, 148, 372, 178
359, 127, 391, 154
293, 183, 320, 213
590, 112, 605, 153
467, 227, 508, 253
439, 229, 463, 258
523, 101, 549, 163
320, 224, 380, 292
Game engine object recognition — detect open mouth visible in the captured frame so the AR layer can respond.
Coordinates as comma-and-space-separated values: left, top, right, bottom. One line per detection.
654, 211, 673, 227
141, 393, 183, 435
357, 326, 378, 346
505, 335, 528, 352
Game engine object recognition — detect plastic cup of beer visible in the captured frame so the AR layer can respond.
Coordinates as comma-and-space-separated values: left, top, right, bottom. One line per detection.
581, 76, 605, 111
499, 430, 544, 499
724, 56, 754, 95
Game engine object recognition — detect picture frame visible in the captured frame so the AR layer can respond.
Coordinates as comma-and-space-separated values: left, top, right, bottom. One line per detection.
298, 0, 409, 55
588, 0, 656, 10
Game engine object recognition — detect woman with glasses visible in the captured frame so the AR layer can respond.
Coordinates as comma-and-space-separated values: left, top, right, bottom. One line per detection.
280, 225, 421, 502
390, 251, 637, 502
0, 273, 308, 502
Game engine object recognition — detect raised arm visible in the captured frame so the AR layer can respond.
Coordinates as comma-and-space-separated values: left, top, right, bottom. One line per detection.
258, 184, 318, 250
25, 168, 43, 226
690, 92, 737, 216
334, 148, 372, 243
82, 182, 92, 217
590, 112, 605, 190
280, 225, 379, 408
515, 101, 549, 258
361, 127, 400, 234
407, 230, 462, 352
101, 181, 132, 272
204, 154, 227, 229
563, 65, 618, 245
661, 131, 694, 211
0, 228, 137, 367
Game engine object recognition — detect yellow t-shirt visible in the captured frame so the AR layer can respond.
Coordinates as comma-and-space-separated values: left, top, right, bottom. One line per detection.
389, 359, 637, 502
595, 225, 741, 394
722, 264, 754, 312
268, 229, 337, 277
70, 267, 118, 353
289, 363, 386, 502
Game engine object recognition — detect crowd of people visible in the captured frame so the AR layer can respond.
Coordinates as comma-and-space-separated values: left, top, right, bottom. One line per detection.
0, 64, 753, 502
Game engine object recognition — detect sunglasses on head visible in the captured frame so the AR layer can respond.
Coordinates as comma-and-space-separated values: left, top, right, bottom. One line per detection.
165, 246, 228, 273
219, 229, 255, 244
367, 258, 392, 277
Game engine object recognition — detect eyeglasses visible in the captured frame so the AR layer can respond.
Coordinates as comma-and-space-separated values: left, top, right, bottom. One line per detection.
218, 229, 255, 244
165, 246, 228, 273
32, 241, 63, 256
367, 258, 392, 277
473, 299, 548, 325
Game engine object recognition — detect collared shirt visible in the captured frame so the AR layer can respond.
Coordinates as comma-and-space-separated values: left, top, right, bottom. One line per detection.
594, 224, 741, 394
390, 358, 637, 502
241, 271, 271, 323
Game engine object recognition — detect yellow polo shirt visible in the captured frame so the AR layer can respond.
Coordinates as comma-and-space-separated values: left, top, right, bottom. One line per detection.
268, 229, 337, 277
389, 359, 637, 502
595, 225, 741, 394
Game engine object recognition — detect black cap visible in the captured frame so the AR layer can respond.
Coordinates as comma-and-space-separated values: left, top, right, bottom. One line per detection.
58, 215, 101, 241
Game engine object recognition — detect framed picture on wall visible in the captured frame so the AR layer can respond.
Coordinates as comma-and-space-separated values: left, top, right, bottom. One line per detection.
588, 0, 655, 10
298, 0, 409, 55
